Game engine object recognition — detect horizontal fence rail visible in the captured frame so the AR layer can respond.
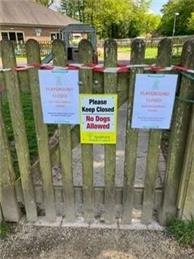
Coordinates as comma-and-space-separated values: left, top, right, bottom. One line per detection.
0, 37, 194, 226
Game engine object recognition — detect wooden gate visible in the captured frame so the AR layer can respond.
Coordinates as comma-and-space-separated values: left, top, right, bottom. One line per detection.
1, 38, 194, 226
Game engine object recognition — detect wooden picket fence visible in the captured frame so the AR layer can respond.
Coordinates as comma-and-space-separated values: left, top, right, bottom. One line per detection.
0, 38, 194, 226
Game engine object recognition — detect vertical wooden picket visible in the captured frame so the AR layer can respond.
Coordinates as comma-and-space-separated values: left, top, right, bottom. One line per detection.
103, 39, 117, 223
122, 39, 145, 224
179, 105, 194, 219
26, 39, 56, 222
142, 38, 172, 224
79, 39, 94, 221
1, 40, 37, 222
2, 37, 194, 225
52, 39, 75, 221
176, 41, 194, 218
0, 92, 21, 222
0, 205, 2, 223
177, 113, 194, 218
160, 39, 194, 224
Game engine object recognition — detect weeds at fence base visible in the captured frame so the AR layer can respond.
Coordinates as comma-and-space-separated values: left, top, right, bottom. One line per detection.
167, 218, 194, 247
0, 222, 10, 239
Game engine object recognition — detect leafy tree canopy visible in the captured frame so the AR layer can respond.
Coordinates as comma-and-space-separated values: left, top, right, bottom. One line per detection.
60, 0, 160, 38
188, 12, 194, 32
34, 0, 54, 7
159, 0, 194, 36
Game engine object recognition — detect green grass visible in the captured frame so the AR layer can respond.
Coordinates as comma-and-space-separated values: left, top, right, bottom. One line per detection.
117, 46, 181, 62
145, 48, 158, 59
0, 222, 10, 239
118, 47, 130, 53
16, 57, 27, 63
98, 47, 158, 60
118, 47, 158, 59
2, 92, 56, 175
167, 218, 194, 247
2, 93, 37, 164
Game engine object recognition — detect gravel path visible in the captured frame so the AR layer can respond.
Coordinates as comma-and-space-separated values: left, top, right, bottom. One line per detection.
1, 224, 194, 259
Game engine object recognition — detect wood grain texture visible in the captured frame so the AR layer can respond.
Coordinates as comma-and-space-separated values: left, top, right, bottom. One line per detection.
160, 39, 194, 224
142, 38, 172, 224
52, 39, 75, 221
26, 39, 56, 222
0, 94, 21, 222
104, 39, 117, 223
122, 39, 145, 224
1, 40, 37, 222
79, 39, 94, 222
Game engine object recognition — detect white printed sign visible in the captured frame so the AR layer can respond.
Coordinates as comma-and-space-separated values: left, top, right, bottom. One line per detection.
131, 74, 178, 129
38, 70, 79, 124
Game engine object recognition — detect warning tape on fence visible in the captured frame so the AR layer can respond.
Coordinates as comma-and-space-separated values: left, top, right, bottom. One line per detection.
1, 63, 194, 75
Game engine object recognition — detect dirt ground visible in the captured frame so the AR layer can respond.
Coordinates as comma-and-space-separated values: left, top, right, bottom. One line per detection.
1, 224, 194, 259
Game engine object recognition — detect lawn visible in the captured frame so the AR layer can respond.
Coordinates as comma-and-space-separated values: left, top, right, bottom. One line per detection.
98, 46, 180, 63
2, 92, 56, 175
16, 56, 27, 64
97, 47, 158, 60
118, 47, 158, 59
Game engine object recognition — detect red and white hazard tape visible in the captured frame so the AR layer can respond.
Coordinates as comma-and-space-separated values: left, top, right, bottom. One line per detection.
1, 63, 194, 74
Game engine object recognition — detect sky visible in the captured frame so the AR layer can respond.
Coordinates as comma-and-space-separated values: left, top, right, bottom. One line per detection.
150, 0, 168, 15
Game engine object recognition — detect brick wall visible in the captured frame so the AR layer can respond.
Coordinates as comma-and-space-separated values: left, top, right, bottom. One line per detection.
0, 25, 63, 42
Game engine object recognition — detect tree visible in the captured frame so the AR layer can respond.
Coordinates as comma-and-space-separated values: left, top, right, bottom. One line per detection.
93, 0, 133, 38
142, 13, 161, 35
34, 0, 54, 7
127, 1, 160, 37
60, 0, 159, 38
188, 12, 194, 33
60, 0, 86, 21
159, 0, 194, 36
60, 0, 134, 38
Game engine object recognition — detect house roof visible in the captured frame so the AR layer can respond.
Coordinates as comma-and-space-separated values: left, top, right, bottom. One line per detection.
0, 0, 79, 27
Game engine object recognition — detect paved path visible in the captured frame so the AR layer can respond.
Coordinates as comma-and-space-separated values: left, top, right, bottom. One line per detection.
73, 102, 166, 188
1, 225, 193, 259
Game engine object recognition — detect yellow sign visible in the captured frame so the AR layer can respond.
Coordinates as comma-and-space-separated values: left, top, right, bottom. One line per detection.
80, 94, 117, 144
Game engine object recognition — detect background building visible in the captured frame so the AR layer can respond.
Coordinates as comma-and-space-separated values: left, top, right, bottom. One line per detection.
0, 0, 78, 43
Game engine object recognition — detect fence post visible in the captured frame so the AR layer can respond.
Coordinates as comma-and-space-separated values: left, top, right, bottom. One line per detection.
79, 39, 94, 222
52, 39, 75, 222
103, 39, 117, 223
26, 39, 56, 222
0, 90, 21, 222
1, 40, 37, 222
176, 40, 194, 219
0, 205, 2, 222
142, 38, 172, 224
122, 39, 145, 224
160, 39, 194, 224
179, 105, 194, 219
